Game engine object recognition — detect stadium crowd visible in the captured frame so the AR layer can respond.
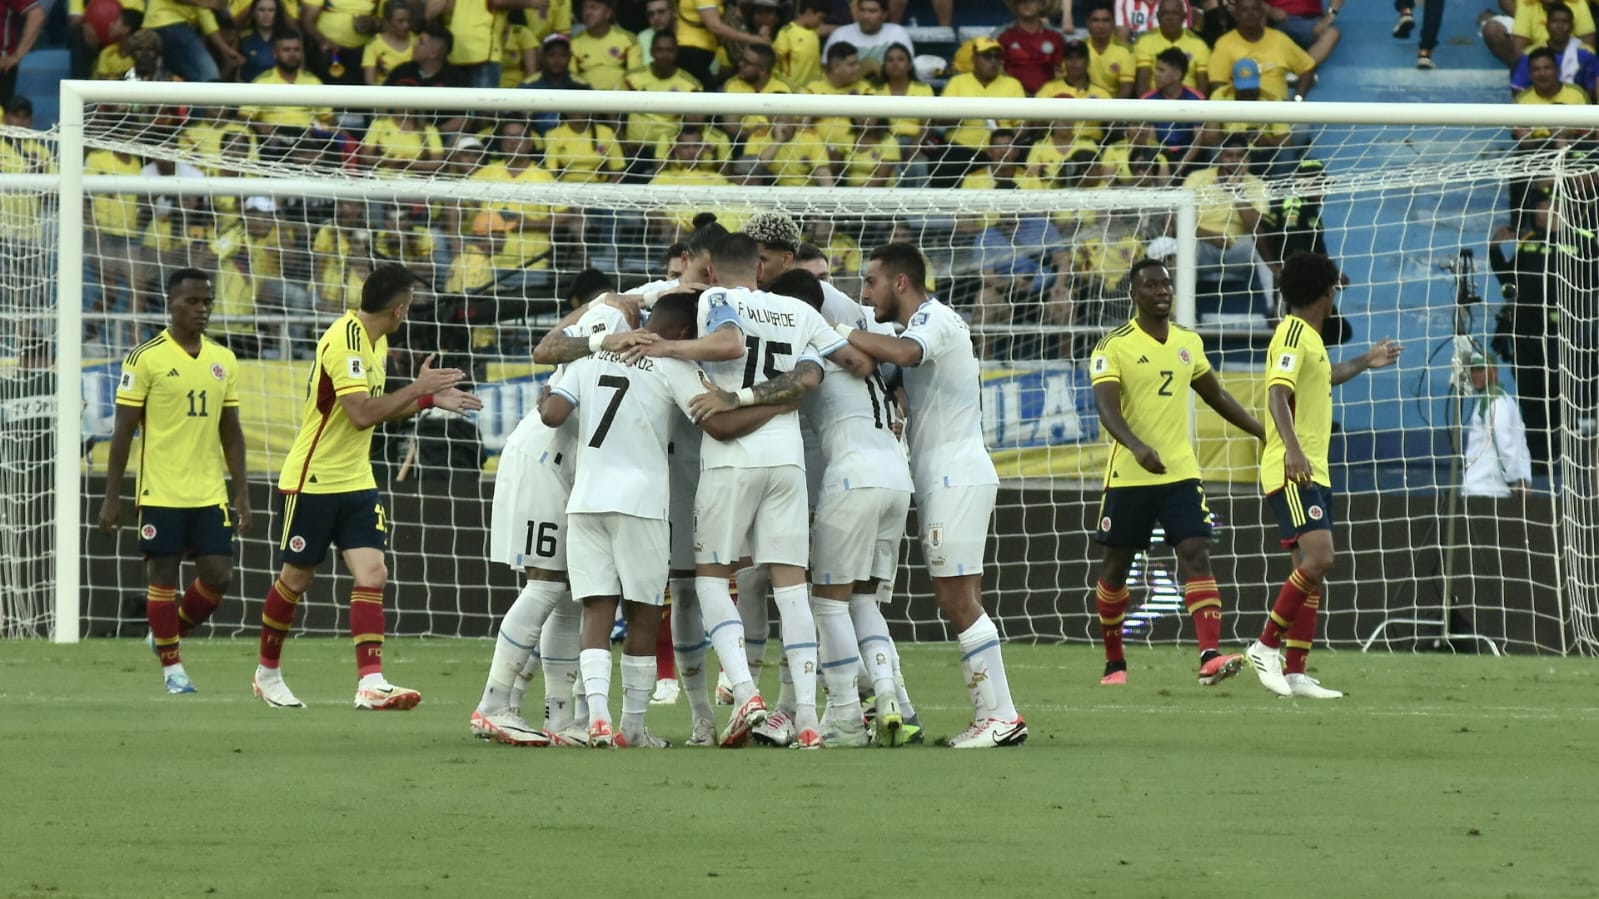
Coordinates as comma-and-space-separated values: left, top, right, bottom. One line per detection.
27, 0, 1583, 363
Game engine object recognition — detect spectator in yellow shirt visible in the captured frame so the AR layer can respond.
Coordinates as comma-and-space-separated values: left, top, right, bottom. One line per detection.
635, 0, 675, 68
1182, 135, 1271, 295
622, 31, 703, 154
677, 0, 770, 87
433, 0, 504, 87
721, 42, 789, 143
446, 211, 505, 295
1084, 5, 1135, 97
1514, 46, 1592, 147
1209, 0, 1317, 99
240, 33, 336, 151
361, 108, 444, 175
471, 118, 567, 294
804, 41, 872, 158
872, 42, 934, 184
361, 0, 415, 84
571, 0, 638, 90
299, 0, 376, 82
545, 110, 625, 182
935, 36, 1026, 187
842, 117, 900, 187
747, 114, 834, 186
1133, 0, 1209, 95
500, 8, 538, 86
774, 0, 828, 89
144, 0, 243, 83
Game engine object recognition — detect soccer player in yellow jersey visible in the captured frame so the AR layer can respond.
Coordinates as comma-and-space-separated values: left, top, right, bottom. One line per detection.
1089, 260, 1264, 687
1245, 252, 1402, 699
99, 270, 251, 695
252, 264, 484, 710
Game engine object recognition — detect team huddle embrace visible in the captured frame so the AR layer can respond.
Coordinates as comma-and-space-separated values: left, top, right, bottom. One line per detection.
99, 204, 1397, 745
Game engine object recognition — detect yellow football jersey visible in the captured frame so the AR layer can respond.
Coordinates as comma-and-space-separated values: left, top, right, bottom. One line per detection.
1089, 320, 1213, 487
115, 330, 241, 508
1260, 314, 1333, 491
278, 312, 388, 494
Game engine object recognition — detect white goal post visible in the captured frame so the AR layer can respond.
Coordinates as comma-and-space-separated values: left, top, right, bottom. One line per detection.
27, 80, 1599, 655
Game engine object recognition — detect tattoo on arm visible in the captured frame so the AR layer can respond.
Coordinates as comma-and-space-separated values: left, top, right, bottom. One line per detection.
751, 361, 820, 405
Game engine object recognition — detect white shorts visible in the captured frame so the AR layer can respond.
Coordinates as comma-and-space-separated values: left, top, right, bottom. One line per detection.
566, 512, 669, 606
811, 486, 910, 588
694, 465, 809, 568
489, 448, 572, 571
914, 483, 997, 579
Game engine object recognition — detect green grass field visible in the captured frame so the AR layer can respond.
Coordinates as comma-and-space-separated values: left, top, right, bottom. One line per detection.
2, 639, 1596, 898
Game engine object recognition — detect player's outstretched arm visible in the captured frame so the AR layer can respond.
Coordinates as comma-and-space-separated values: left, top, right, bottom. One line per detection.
839, 326, 924, 368
688, 361, 823, 421
625, 326, 745, 364
97, 404, 143, 534
1331, 337, 1404, 386
697, 401, 801, 441
1268, 384, 1313, 485
532, 295, 652, 364
340, 353, 472, 428
219, 406, 252, 534
1192, 371, 1267, 442
1092, 380, 1165, 474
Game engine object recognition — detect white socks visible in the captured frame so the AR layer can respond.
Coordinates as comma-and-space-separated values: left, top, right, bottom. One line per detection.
696, 575, 757, 706
957, 613, 1017, 722
620, 654, 655, 741
772, 583, 818, 730
479, 580, 563, 714
850, 594, 900, 712
736, 566, 770, 681
540, 596, 582, 732
670, 577, 715, 724
812, 596, 860, 721
579, 647, 613, 726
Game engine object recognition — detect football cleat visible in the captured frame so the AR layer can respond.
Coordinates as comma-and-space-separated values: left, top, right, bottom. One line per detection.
252, 669, 305, 709
945, 716, 1029, 749
1246, 641, 1293, 697
720, 694, 768, 748
1286, 673, 1345, 699
1100, 669, 1128, 686
823, 716, 870, 748
624, 728, 673, 749
792, 727, 823, 750
715, 670, 735, 705
685, 718, 718, 747
899, 716, 926, 745
164, 669, 198, 694
546, 725, 590, 748
588, 719, 618, 748
469, 709, 550, 746
752, 708, 796, 747
874, 694, 904, 747
650, 678, 681, 705
1198, 653, 1245, 686
353, 682, 422, 711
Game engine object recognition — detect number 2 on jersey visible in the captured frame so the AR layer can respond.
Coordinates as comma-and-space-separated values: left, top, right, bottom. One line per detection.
589, 375, 631, 447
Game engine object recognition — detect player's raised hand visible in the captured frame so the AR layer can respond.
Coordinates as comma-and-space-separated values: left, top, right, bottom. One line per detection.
1366, 337, 1404, 370
233, 488, 253, 534
688, 370, 738, 420
413, 353, 466, 395
96, 495, 121, 535
431, 387, 484, 413
602, 331, 657, 354
1133, 443, 1166, 475
620, 338, 674, 365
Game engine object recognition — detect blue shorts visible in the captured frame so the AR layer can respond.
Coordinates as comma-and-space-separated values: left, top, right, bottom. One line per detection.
1266, 482, 1335, 548
1278, 15, 1321, 48
274, 489, 388, 567
1094, 479, 1213, 549
138, 504, 234, 559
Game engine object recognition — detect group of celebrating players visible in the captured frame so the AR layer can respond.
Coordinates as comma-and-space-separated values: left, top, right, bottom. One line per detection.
97, 205, 1401, 748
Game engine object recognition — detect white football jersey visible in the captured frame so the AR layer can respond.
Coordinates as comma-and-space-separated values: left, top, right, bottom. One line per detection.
548, 351, 706, 520
900, 299, 999, 490
803, 316, 913, 494
696, 285, 847, 471
819, 280, 870, 330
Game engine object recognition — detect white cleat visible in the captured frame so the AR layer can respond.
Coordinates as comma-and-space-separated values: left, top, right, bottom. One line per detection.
650, 678, 681, 705
546, 725, 590, 748
752, 708, 796, 747
1286, 672, 1345, 699
469, 709, 550, 746
353, 682, 422, 711
252, 668, 305, 708
822, 716, 870, 748
685, 718, 718, 747
623, 727, 673, 748
1246, 640, 1293, 697
945, 716, 1029, 749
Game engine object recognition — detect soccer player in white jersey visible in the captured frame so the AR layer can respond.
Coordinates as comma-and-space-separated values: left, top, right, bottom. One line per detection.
631, 232, 875, 749
470, 295, 656, 746
540, 292, 792, 747
701, 267, 918, 747
836, 242, 1028, 748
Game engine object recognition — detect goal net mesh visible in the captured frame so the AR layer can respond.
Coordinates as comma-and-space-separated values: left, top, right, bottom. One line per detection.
22, 85, 1599, 654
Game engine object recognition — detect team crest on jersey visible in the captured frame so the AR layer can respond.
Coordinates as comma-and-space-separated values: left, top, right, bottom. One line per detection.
289, 535, 307, 552
1178, 348, 1192, 365
926, 523, 944, 548
1100, 516, 1112, 531
1307, 505, 1324, 521
140, 524, 157, 540
910, 312, 929, 327
591, 322, 607, 335
211, 363, 226, 381
348, 356, 366, 379
118, 371, 135, 391
1277, 353, 1297, 372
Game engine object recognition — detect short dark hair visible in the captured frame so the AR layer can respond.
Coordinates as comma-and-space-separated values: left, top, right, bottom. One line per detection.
798, 0, 829, 13
652, 29, 676, 48
420, 21, 453, 52
711, 232, 762, 272
648, 289, 699, 335
795, 242, 827, 265
1546, 3, 1575, 21
869, 242, 927, 290
1218, 133, 1251, 153
166, 267, 211, 294
2, 94, 32, 116
663, 240, 689, 269
1527, 46, 1559, 67
856, 0, 883, 9
746, 43, 777, 69
1062, 38, 1089, 59
273, 28, 303, 44
567, 267, 615, 306
1126, 257, 1167, 289
826, 41, 859, 66
768, 268, 825, 311
360, 262, 420, 313
1155, 46, 1189, 75
1279, 251, 1341, 309
687, 214, 730, 256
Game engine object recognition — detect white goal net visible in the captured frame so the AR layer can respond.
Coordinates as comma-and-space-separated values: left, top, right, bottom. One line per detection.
15, 82, 1598, 655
